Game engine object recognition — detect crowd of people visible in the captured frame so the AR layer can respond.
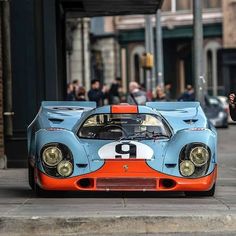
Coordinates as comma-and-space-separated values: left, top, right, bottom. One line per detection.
66, 79, 199, 106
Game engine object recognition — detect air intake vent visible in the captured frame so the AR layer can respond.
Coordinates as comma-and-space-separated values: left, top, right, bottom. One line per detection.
183, 119, 198, 124
48, 118, 64, 124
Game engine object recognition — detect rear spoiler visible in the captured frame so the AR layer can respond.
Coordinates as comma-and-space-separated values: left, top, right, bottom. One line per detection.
41, 101, 97, 109
146, 102, 200, 110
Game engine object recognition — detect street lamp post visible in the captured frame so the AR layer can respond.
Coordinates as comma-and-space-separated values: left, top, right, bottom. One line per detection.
145, 15, 155, 96
155, 9, 164, 89
193, 0, 205, 105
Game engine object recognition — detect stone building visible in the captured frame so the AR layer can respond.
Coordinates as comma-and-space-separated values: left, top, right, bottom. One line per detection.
66, 0, 236, 98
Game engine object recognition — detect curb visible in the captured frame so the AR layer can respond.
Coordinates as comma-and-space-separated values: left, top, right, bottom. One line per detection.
0, 215, 236, 235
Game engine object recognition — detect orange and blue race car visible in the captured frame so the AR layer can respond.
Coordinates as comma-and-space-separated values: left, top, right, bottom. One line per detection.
27, 101, 217, 196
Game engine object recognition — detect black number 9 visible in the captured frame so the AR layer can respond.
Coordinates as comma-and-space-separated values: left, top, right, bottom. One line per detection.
115, 142, 137, 159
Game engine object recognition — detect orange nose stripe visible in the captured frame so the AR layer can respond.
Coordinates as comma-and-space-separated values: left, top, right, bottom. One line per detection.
111, 105, 138, 113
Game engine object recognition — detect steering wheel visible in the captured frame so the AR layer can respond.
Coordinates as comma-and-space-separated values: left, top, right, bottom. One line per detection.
99, 124, 128, 137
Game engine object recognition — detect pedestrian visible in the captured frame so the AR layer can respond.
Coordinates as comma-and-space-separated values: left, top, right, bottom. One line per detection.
127, 81, 147, 105
178, 84, 195, 101
72, 79, 80, 94
76, 86, 86, 101
229, 93, 236, 121
108, 77, 122, 104
88, 79, 107, 106
66, 83, 76, 101
164, 83, 172, 101
153, 85, 166, 101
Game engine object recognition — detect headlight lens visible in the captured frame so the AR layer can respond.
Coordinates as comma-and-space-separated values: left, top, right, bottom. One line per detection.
42, 146, 63, 166
218, 111, 225, 119
57, 161, 73, 177
189, 146, 209, 167
180, 160, 195, 177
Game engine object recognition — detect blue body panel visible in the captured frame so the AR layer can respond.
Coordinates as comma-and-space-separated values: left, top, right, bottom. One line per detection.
28, 101, 217, 178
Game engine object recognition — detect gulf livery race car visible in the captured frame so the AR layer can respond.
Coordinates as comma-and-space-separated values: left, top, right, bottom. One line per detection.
27, 101, 217, 196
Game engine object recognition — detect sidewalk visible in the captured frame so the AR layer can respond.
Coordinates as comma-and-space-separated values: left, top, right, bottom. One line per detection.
0, 169, 236, 235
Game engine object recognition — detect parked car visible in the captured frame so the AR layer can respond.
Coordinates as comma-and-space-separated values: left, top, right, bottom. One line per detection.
28, 101, 217, 197
217, 96, 235, 124
203, 96, 228, 128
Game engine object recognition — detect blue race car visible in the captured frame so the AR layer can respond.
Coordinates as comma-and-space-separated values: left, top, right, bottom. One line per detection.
28, 102, 217, 196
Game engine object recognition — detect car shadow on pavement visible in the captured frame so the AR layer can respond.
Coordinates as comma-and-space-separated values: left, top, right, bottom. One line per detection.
34, 190, 185, 198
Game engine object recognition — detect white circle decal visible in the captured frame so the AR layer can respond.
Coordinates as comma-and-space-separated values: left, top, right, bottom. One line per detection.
98, 141, 154, 160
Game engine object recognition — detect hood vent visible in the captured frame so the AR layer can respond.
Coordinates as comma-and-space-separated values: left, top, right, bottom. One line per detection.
183, 119, 198, 124
48, 118, 64, 124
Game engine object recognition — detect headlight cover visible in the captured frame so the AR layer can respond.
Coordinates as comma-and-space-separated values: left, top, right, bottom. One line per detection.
189, 146, 209, 167
179, 143, 211, 178
42, 146, 63, 166
41, 143, 74, 178
57, 160, 73, 177
180, 160, 195, 177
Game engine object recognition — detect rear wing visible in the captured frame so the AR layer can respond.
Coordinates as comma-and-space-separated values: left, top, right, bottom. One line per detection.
41, 101, 96, 109
146, 102, 200, 111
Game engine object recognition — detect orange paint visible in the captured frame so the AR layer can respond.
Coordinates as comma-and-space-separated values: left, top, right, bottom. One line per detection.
36, 161, 217, 192
111, 105, 138, 113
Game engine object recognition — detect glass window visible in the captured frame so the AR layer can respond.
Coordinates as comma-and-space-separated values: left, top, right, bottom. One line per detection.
78, 114, 171, 140
162, 0, 171, 12
207, 50, 213, 88
203, 0, 221, 9
176, 0, 191, 11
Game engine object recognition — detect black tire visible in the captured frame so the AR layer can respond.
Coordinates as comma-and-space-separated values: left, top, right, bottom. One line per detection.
34, 183, 47, 197
185, 184, 215, 197
28, 162, 35, 190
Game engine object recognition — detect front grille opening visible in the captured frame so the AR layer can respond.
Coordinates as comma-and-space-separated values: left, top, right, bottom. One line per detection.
77, 178, 94, 188
96, 178, 157, 190
159, 179, 176, 189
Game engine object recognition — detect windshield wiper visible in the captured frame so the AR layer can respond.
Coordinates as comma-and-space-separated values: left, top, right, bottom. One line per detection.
133, 130, 170, 139
116, 130, 169, 141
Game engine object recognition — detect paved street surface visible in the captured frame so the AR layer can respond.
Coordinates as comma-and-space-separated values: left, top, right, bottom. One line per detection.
0, 125, 236, 235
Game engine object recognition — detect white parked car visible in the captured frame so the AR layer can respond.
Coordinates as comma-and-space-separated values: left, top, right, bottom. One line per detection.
217, 96, 235, 124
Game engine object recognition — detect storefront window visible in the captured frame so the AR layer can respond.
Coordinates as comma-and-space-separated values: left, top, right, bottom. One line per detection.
203, 0, 221, 9
176, 0, 191, 11
207, 50, 213, 88
162, 0, 171, 12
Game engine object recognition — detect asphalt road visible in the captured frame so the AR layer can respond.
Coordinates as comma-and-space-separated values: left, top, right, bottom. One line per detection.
0, 125, 236, 235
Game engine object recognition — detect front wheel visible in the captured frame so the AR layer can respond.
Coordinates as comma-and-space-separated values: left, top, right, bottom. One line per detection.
185, 184, 215, 197
28, 162, 35, 190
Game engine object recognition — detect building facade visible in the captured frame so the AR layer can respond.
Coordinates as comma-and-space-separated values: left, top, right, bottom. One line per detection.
116, 0, 223, 98
78, 0, 235, 99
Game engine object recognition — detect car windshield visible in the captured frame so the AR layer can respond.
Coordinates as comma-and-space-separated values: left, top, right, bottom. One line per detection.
78, 114, 171, 140
205, 96, 222, 108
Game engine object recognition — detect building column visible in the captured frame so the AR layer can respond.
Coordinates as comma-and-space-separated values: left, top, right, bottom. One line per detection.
0, 3, 7, 168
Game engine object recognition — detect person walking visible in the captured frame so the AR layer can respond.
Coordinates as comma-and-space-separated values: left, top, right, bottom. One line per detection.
88, 79, 107, 106
127, 81, 147, 105
178, 85, 195, 101
229, 93, 236, 121
153, 85, 166, 101
76, 86, 86, 101
108, 77, 122, 104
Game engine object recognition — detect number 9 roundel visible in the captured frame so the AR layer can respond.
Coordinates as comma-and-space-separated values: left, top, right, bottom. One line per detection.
98, 141, 154, 160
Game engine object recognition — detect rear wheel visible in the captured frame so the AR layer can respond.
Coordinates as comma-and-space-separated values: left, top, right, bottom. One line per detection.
185, 184, 215, 197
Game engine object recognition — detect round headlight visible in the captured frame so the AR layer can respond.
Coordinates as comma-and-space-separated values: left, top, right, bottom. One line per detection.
42, 146, 63, 166
180, 160, 195, 177
57, 161, 73, 177
190, 146, 209, 167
